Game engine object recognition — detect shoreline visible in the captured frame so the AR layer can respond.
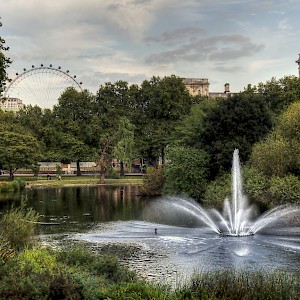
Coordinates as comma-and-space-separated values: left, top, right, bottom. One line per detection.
24, 176, 144, 188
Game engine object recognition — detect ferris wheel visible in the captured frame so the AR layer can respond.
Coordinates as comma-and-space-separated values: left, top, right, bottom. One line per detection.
4, 64, 83, 109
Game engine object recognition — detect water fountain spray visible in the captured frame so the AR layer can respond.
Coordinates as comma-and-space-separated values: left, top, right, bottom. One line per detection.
156, 149, 299, 237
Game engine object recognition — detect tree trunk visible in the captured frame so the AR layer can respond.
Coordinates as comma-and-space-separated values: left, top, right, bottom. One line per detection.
76, 159, 82, 176
120, 161, 124, 176
98, 140, 109, 184
9, 168, 14, 181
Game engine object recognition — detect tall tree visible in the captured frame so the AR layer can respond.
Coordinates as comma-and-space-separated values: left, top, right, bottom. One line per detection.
93, 81, 134, 181
134, 75, 193, 164
251, 101, 300, 177
173, 98, 219, 147
256, 75, 300, 115
201, 92, 272, 178
113, 117, 135, 175
0, 131, 42, 180
0, 18, 11, 97
164, 145, 210, 200
52, 88, 96, 175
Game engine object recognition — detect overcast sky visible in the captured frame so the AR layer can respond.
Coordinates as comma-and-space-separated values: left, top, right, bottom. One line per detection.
1, 0, 300, 96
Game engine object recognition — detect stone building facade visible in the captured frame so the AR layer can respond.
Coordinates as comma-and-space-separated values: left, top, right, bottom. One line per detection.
0, 97, 25, 111
182, 78, 210, 96
183, 78, 236, 98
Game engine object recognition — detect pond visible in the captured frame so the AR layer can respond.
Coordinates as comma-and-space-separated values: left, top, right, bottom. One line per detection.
1, 185, 300, 286
0, 185, 144, 234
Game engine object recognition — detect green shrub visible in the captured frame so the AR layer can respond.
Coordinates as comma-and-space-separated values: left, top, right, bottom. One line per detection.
56, 246, 135, 284
202, 172, 231, 209
243, 165, 269, 197
107, 168, 120, 179
0, 202, 39, 251
92, 255, 135, 283
0, 178, 26, 193
48, 273, 84, 300
55, 246, 95, 267
17, 247, 57, 275
164, 146, 209, 200
269, 174, 300, 204
140, 166, 165, 196
0, 235, 15, 263
102, 281, 171, 300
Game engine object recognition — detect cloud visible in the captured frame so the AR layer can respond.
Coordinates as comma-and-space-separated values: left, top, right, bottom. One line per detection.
145, 35, 264, 65
278, 19, 292, 31
213, 65, 244, 73
145, 27, 206, 44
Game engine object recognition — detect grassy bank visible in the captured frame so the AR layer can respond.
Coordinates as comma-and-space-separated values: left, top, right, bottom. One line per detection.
0, 175, 144, 188
1, 244, 299, 299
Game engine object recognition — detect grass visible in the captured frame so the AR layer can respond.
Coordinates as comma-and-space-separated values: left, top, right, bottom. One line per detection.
0, 244, 299, 299
0, 174, 144, 187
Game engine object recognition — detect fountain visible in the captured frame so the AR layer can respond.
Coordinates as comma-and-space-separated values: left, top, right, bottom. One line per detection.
152, 149, 299, 237
67, 151, 300, 279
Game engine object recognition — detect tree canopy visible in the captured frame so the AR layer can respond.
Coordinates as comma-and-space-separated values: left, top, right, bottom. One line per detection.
0, 130, 42, 180
200, 92, 272, 177
0, 18, 11, 97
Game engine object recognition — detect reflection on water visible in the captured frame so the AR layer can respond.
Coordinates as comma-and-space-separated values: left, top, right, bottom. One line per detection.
0, 185, 145, 234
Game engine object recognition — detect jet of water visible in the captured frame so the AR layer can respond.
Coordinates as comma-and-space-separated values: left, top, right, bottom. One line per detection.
153, 149, 299, 237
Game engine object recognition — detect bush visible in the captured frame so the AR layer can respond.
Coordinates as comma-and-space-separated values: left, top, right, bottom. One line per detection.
0, 235, 15, 263
250, 134, 292, 177
243, 165, 269, 198
269, 175, 300, 205
0, 202, 39, 252
202, 166, 269, 210
164, 146, 209, 200
17, 247, 57, 275
140, 166, 165, 196
0, 178, 26, 193
48, 273, 84, 300
202, 172, 231, 209
56, 246, 135, 284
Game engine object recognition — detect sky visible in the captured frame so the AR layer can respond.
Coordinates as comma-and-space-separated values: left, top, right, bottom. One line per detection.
1, 0, 300, 99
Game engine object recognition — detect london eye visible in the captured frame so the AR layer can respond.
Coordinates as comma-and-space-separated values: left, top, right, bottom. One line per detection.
4, 64, 83, 109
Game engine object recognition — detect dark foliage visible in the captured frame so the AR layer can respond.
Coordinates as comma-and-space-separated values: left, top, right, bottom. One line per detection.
201, 93, 272, 178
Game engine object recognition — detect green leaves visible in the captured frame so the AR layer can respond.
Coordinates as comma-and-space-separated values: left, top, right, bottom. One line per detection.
164, 146, 209, 200
113, 117, 135, 173
0, 18, 12, 96
201, 93, 272, 177
0, 130, 42, 178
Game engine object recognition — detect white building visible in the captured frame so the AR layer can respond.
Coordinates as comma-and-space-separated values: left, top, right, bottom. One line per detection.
0, 97, 25, 111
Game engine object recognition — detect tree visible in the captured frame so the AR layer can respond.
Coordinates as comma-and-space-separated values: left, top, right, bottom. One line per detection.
16, 105, 46, 141
93, 81, 136, 181
164, 146, 210, 200
0, 18, 11, 97
113, 117, 135, 176
200, 92, 272, 178
52, 88, 96, 175
93, 81, 133, 128
96, 133, 113, 183
256, 76, 300, 115
250, 101, 300, 177
0, 131, 42, 180
173, 98, 219, 147
250, 133, 292, 177
134, 75, 193, 164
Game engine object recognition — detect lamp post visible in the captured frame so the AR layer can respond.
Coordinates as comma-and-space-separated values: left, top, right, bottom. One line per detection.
296, 54, 300, 77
